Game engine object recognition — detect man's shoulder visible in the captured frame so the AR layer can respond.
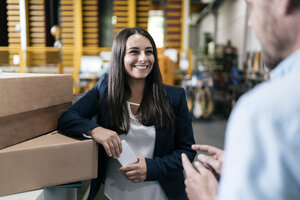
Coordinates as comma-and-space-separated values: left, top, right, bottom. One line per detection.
235, 76, 300, 116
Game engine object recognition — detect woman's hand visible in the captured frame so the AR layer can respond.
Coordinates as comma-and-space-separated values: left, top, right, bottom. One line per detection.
87, 127, 122, 158
119, 156, 147, 183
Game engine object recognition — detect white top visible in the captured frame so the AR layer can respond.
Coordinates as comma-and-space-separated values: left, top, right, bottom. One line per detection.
217, 49, 300, 199
104, 102, 168, 200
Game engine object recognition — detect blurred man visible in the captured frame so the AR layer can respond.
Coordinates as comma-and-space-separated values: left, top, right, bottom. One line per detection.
182, 0, 300, 199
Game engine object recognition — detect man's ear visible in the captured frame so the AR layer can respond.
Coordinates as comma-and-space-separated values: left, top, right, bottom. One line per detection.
276, 0, 293, 15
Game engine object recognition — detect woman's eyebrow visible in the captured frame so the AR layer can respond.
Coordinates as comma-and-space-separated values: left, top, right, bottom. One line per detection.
127, 46, 153, 50
127, 47, 139, 50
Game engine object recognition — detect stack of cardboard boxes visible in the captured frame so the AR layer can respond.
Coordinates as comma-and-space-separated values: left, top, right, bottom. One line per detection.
0, 73, 98, 197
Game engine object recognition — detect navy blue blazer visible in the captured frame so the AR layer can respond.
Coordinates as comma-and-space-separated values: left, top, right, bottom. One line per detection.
58, 74, 196, 200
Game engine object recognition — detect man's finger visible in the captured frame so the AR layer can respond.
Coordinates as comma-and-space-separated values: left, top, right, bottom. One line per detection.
202, 162, 214, 171
192, 144, 221, 155
198, 154, 220, 171
193, 161, 207, 173
191, 144, 211, 153
181, 153, 197, 178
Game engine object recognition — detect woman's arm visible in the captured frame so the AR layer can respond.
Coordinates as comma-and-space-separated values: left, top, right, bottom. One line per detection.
58, 74, 122, 158
57, 79, 103, 138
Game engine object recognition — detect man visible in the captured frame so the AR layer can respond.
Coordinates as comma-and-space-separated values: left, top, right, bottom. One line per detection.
182, 0, 300, 199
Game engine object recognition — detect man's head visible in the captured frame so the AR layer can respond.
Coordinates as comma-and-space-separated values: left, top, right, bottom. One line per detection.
246, 0, 300, 70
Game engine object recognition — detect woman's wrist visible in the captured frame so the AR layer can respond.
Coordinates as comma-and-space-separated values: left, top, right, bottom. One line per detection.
86, 127, 98, 137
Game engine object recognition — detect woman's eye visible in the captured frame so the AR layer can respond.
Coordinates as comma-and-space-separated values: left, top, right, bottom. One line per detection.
129, 50, 139, 54
146, 50, 153, 54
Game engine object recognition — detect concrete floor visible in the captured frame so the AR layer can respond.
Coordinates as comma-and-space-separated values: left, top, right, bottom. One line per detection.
78, 115, 228, 200
192, 115, 227, 150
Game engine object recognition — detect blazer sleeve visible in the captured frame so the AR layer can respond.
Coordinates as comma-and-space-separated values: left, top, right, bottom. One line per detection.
57, 75, 106, 138
145, 87, 196, 180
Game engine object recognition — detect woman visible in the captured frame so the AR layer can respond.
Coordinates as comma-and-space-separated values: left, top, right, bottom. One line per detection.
58, 27, 196, 200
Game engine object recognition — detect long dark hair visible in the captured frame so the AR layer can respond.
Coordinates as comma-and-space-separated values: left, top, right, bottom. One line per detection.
108, 27, 175, 134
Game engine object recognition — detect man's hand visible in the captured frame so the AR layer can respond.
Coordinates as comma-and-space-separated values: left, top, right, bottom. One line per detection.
87, 127, 122, 158
192, 144, 224, 175
119, 156, 147, 183
182, 153, 218, 200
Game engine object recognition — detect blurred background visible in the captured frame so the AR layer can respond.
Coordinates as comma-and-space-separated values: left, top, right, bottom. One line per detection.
0, 0, 270, 156
0, 0, 270, 199
0, 0, 270, 159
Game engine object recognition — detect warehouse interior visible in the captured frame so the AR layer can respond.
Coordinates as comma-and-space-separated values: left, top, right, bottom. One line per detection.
0, 0, 268, 199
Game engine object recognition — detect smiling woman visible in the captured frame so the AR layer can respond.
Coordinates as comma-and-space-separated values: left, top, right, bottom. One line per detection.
58, 27, 196, 200
124, 34, 154, 81
108, 28, 176, 134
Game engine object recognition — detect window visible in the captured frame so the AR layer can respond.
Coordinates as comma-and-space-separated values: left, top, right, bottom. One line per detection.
148, 10, 165, 48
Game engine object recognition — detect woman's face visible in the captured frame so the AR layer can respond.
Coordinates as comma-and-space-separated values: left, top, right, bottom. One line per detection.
123, 34, 154, 81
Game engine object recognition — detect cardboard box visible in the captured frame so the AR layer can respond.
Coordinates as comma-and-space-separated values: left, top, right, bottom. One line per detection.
0, 73, 73, 117
0, 131, 98, 197
0, 73, 73, 149
0, 103, 71, 149
0, 187, 77, 200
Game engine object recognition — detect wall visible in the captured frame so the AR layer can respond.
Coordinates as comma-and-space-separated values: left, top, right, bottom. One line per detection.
216, 0, 247, 69
245, 6, 261, 51
198, 12, 215, 50
195, 0, 261, 69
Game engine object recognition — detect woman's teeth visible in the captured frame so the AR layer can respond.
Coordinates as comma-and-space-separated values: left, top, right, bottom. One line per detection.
135, 65, 147, 69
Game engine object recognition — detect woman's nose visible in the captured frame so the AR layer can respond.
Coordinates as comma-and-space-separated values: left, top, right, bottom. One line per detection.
138, 51, 147, 62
